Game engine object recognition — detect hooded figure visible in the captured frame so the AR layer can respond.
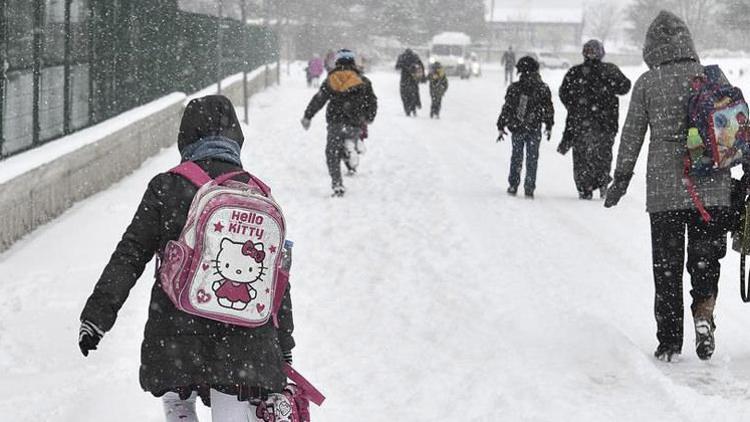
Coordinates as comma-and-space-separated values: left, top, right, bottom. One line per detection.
558, 39, 631, 199
395, 48, 425, 116
496, 56, 554, 198
302, 49, 378, 196
79, 95, 295, 416
605, 11, 734, 362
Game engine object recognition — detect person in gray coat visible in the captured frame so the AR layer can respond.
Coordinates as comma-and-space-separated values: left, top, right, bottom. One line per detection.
604, 11, 730, 362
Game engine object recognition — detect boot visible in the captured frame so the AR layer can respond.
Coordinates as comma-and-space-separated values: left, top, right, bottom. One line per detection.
692, 295, 716, 360
654, 343, 681, 362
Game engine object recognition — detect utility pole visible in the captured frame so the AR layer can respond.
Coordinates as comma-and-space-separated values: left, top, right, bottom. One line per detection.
217, 0, 223, 94
488, 0, 495, 62
263, 0, 269, 88
241, 0, 248, 124
63, 0, 72, 134
0, 0, 7, 156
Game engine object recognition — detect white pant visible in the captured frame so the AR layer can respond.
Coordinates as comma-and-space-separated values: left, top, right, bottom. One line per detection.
162, 389, 257, 422
163, 389, 293, 422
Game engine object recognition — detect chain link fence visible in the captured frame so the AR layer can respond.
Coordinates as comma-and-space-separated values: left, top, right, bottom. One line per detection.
0, 0, 277, 159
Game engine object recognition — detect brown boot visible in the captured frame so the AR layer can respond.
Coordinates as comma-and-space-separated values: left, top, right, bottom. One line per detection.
692, 296, 716, 360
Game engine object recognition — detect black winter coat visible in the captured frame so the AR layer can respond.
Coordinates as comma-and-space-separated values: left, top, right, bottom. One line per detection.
80, 96, 294, 402
396, 50, 425, 85
497, 72, 554, 133
558, 59, 631, 152
428, 68, 448, 98
304, 65, 378, 127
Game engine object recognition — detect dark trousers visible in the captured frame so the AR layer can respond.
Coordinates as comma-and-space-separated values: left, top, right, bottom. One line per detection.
430, 92, 443, 117
508, 130, 541, 192
504, 67, 514, 84
572, 127, 615, 194
400, 80, 421, 115
649, 208, 728, 349
326, 124, 358, 188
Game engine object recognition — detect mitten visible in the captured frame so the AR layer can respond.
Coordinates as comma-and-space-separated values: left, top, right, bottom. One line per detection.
604, 172, 634, 208
79, 320, 104, 357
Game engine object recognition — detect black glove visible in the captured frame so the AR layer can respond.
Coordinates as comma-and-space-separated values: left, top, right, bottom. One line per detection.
79, 320, 104, 357
497, 129, 507, 142
604, 172, 634, 208
544, 126, 552, 141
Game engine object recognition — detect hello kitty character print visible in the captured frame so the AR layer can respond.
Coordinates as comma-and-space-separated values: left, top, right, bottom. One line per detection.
212, 239, 267, 310
158, 162, 289, 328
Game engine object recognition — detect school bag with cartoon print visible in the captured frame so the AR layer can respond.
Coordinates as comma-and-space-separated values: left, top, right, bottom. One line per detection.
684, 64, 750, 221
686, 65, 750, 175
158, 161, 289, 328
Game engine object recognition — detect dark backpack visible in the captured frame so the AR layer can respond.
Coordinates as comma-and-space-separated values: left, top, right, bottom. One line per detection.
507, 84, 540, 131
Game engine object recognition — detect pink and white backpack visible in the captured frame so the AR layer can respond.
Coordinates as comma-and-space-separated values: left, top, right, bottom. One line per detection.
158, 161, 289, 328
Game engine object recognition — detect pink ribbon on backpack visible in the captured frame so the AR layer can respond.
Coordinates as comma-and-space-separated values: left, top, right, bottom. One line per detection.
242, 241, 266, 263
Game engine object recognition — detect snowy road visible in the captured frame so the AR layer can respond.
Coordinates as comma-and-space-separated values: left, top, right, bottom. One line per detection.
4, 62, 750, 420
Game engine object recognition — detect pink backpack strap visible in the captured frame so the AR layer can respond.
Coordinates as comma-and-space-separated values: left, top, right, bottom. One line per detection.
283, 363, 325, 406
214, 171, 272, 197
169, 161, 212, 187
247, 174, 272, 197
214, 170, 248, 185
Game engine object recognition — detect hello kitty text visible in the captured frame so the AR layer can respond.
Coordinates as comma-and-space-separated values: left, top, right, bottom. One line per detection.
228, 210, 265, 239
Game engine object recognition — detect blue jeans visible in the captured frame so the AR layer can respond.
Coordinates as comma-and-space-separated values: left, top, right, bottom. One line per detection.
508, 130, 541, 192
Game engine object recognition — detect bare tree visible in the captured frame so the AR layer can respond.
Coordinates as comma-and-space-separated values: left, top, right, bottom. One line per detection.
584, 0, 621, 44
674, 0, 717, 46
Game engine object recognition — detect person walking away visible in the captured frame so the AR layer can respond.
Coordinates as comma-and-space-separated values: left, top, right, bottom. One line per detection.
395, 48, 425, 116
324, 49, 336, 73
301, 49, 378, 197
307, 55, 325, 88
78, 95, 297, 421
501, 46, 516, 85
496, 56, 554, 199
604, 11, 735, 362
558, 39, 631, 199
428, 62, 449, 119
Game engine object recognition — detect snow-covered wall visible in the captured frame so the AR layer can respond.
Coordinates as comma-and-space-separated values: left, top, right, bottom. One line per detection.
0, 64, 279, 252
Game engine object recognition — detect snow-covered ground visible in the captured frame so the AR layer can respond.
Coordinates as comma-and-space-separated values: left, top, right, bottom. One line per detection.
4, 61, 750, 421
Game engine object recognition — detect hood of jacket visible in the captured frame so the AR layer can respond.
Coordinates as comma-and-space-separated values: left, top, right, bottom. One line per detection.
642, 11, 698, 69
177, 95, 244, 154
327, 68, 364, 93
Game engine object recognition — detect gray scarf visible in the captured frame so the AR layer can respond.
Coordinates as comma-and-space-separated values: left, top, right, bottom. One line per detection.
181, 136, 242, 167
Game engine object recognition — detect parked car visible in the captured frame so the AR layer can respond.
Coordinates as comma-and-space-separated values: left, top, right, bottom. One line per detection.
535, 52, 571, 69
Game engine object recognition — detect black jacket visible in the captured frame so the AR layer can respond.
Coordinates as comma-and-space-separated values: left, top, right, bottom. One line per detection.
559, 59, 631, 150
497, 72, 554, 133
80, 96, 294, 401
395, 50, 425, 85
304, 65, 378, 127
428, 67, 448, 97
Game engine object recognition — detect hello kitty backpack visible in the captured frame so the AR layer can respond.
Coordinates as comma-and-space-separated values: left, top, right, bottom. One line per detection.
158, 161, 289, 328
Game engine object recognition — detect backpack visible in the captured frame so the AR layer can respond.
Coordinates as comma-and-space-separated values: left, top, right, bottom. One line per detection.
684, 65, 750, 221
686, 65, 750, 175
158, 161, 289, 328
506, 83, 540, 132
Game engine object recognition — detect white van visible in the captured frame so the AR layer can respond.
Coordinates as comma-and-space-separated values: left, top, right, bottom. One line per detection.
429, 32, 472, 77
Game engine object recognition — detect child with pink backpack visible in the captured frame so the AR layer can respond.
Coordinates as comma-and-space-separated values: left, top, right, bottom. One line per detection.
79, 95, 322, 421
